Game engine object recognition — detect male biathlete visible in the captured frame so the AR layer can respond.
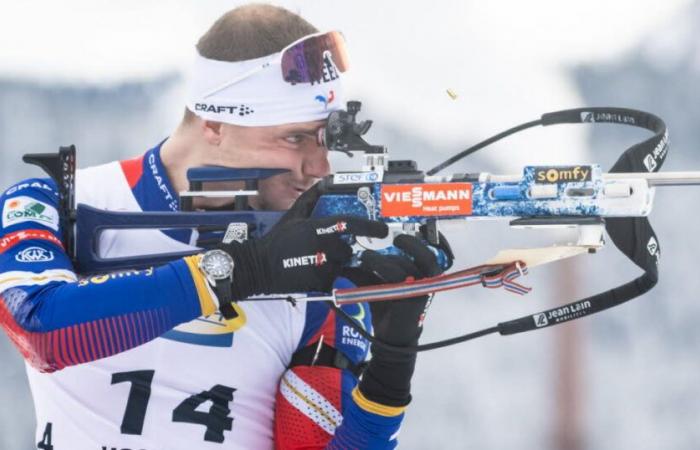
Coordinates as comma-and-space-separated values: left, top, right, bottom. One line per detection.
0, 5, 450, 449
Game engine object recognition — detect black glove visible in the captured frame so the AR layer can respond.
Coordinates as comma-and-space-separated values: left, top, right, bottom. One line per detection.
348, 233, 453, 407
223, 215, 388, 299
277, 182, 322, 224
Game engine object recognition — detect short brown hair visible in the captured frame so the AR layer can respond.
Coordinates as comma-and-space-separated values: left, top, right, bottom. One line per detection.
197, 4, 318, 62
184, 4, 318, 122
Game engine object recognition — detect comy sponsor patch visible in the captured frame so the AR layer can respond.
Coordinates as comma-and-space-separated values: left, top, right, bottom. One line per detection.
380, 183, 472, 217
2, 196, 59, 231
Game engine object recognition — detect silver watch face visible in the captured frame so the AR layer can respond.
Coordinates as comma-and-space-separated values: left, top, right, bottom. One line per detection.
201, 250, 234, 280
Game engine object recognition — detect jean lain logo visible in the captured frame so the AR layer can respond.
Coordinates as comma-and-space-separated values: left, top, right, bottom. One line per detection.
643, 154, 657, 172
533, 313, 549, 327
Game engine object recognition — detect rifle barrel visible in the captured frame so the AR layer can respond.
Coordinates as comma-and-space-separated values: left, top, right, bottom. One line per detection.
603, 171, 700, 187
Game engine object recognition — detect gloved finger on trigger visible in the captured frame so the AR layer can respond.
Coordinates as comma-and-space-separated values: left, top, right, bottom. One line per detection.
436, 231, 455, 269
359, 250, 416, 283
340, 267, 381, 288
418, 225, 455, 268
393, 234, 441, 277
322, 238, 353, 264
383, 254, 421, 278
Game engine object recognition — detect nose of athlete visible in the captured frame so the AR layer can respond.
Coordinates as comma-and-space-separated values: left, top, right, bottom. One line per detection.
301, 142, 331, 179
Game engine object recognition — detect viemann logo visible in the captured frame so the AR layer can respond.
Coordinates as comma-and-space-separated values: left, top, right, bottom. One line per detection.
380, 182, 473, 217
382, 186, 470, 208
535, 166, 592, 184
282, 252, 328, 269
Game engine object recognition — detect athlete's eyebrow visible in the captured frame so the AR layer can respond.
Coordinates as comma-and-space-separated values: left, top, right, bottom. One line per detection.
279, 123, 325, 135
284, 129, 317, 136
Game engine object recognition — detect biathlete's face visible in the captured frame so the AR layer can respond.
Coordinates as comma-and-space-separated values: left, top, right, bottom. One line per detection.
216, 119, 330, 211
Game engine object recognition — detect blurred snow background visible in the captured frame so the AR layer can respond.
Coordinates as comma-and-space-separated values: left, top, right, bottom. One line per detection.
1, 0, 699, 449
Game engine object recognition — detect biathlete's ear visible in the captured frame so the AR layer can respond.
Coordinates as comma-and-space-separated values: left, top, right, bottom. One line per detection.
278, 183, 323, 224
202, 120, 224, 146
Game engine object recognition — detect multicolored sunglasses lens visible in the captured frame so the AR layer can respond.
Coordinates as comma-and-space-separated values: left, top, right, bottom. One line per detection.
280, 31, 349, 85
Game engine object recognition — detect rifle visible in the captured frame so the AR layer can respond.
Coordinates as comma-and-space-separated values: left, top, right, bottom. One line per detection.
21, 101, 700, 352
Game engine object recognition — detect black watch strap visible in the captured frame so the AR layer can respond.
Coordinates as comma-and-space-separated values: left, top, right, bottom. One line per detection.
214, 279, 239, 319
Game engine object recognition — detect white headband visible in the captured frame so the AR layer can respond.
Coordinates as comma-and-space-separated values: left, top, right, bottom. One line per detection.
186, 51, 345, 126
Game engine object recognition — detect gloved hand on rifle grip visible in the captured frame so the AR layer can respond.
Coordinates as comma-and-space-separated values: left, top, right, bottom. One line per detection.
220, 215, 388, 299
345, 232, 454, 408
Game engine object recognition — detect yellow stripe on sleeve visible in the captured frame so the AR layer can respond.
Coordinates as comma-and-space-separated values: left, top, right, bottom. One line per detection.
183, 255, 217, 316
351, 387, 407, 417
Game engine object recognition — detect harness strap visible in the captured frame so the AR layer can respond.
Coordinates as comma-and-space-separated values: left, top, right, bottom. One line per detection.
289, 340, 367, 378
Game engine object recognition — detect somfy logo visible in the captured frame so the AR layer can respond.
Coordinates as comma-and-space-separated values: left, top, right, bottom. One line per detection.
534, 166, 592, 184
15, 246, 54, 263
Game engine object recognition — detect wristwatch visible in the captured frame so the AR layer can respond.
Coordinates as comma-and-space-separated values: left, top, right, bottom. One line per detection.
199, 249, 237, 318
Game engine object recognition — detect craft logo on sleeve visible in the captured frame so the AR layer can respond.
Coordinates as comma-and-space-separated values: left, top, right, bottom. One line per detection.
380, 183, 473, 217
534, 166, 592, 184
2, 196, 59, 231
